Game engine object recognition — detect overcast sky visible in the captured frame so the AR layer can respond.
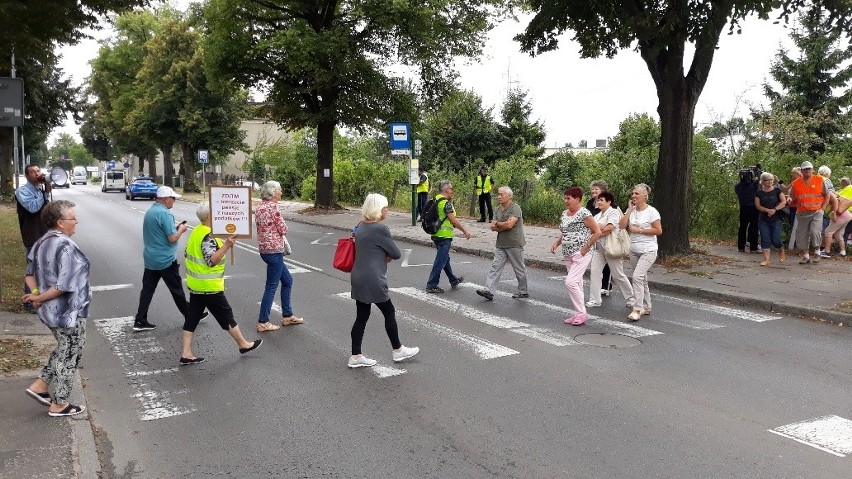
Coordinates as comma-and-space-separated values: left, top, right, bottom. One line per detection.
52, 7, 794, 148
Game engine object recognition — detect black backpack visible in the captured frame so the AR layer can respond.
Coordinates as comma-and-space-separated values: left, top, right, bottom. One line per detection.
421, 197, 447, 235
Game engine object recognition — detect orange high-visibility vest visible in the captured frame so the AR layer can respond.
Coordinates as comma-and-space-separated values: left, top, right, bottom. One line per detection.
790, 175, 826, 212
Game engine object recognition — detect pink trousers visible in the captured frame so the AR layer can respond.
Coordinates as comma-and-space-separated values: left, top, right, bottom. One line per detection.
563, 251, 592, 314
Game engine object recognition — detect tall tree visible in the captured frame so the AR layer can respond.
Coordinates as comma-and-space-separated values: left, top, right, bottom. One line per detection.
420, 89, 501, 172
204, 0, 508, 208
497, 88, 546, 167
516, 1, 852, 256
763, 6, 852, 155
0, 0, 142, 195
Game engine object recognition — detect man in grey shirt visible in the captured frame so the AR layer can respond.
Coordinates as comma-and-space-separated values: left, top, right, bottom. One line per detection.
476, 186, 528, 300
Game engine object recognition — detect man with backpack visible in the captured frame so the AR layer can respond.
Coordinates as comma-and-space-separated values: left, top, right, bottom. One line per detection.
425, 180, 471, 293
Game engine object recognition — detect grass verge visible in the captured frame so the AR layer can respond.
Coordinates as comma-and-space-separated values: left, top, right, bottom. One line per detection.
0, 203, 27, 314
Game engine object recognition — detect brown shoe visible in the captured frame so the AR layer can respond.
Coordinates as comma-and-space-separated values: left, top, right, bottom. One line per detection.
256, 322, 281, 332
281, 315, 304, 326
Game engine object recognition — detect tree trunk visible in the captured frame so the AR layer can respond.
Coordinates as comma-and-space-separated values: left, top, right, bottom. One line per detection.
653, 77, 697, 257
181, 143, 199, 193
147, 153, 157, 179
315, 121, 335, 208
138, 155, 145, 176
162, 144, 174, 187
0, 129, 13, 196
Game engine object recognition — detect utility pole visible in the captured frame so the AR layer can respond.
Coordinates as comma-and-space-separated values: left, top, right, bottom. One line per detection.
12, 47, 19, 190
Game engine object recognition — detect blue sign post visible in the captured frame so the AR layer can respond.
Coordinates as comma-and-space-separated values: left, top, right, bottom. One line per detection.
389, 122, 411, 150
107, 160, 116, 170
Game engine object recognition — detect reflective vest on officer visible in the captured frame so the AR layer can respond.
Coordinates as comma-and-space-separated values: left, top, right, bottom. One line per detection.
790, 175, 826, 212
185, 225, 226, 293
433, 194, 455, 239
476, 174, 493, 195
417, 173, 430, 194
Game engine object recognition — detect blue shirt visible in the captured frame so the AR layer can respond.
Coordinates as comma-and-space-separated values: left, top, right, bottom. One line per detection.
15, 182, 47, 213
27, 230, 91, 328
142, 202, 179, 270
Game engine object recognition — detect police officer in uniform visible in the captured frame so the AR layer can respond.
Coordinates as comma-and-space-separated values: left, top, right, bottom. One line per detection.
475, 165, 494, 222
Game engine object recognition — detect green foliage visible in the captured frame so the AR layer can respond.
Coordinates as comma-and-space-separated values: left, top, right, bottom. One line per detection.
516, 187, 563, 225
497, 89, 546, 167
420, 89, 502, 172
690, 134, 737, 238
541, 150, 580, 192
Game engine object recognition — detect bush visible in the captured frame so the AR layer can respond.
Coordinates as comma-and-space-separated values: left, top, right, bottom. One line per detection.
518, 187, 563, 225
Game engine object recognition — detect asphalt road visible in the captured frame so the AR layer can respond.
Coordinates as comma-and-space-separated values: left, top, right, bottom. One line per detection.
54, 185, 851, 478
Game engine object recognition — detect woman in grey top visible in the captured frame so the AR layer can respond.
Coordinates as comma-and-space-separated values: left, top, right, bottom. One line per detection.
348, 193, 420, 368
22, 200, 91, 417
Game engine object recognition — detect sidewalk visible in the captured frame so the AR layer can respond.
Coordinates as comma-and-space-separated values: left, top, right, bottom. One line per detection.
0, 312, 98, 479
280, 200, 852, 327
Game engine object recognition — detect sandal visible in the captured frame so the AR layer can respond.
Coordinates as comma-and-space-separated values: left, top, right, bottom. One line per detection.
26, 388, 51, 407
281, 315, 304, 326
48, 403, 85, 417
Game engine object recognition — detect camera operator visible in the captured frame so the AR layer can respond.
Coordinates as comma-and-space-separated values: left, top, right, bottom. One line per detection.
16, 164, 51, 256
735, 165, 761, 253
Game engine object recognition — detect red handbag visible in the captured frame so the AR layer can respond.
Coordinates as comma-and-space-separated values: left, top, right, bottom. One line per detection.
333, 237, 356, 272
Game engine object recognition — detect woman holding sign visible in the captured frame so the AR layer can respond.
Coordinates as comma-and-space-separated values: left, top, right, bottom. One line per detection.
256, 181, 303, 332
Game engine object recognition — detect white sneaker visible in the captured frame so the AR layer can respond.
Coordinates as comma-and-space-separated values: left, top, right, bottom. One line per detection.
627, 310, 641, 322
392, 345, 420, 362
348, 355, 377, 368
600, 289, 611, 297
586, 300, 602, 307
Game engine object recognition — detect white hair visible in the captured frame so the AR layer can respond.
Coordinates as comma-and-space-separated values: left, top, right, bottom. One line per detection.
759, 172, 774, 182
498, 186, 513, 198
261, 180, 282, 200
818, 165, 831, 177
361, 193, 389, 221
196, 203, 210, 223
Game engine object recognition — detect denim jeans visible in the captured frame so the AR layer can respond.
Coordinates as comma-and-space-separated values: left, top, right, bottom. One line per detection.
427, 238, 459, 288
758, 219, 783, 249
259, 252, 293, 322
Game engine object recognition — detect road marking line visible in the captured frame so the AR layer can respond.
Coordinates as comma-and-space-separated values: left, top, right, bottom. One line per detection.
389, 287, 576, 346
456, 282, 662, 338
231, 241, 315, 273
655, 294, 778, 322
310, 233, 335, 245
94, 316, 196, 421
400, 249, 433, 267
91, 284, 134, 292
125, 368, 179, 377
395, 310, 519, 359
769, 415, 852, 457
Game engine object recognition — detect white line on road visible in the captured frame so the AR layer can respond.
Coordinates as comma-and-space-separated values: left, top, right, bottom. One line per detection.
456, 282, 662, 338
94, 316, 196, 421
395, 310, 519, 359
91, 284, 134, 292
232, 241, 317, 273
400, 249, 433, 267
655, 294, 779, 322
389, 287, 577, 346
310, 233, 335, 245
769, 415, 852, 457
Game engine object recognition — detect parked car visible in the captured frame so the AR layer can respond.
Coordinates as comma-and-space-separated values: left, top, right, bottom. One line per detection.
71, 166, 87, 185
102, 170, 127, 192
126, 176, 157, 200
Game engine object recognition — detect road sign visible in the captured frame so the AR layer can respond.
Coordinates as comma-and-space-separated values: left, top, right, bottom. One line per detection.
414, 139, 422, 157
389, 122, 411, 150
107, 160, 116, 169
124, 162, 131, 168
391, 149, 412, 156
198, 149, 209, 164
0, 78, 24, 127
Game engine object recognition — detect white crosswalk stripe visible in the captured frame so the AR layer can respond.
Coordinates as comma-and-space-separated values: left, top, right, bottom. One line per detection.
655, 293, 779, 322
456, 282, 662, 338
333, 293, 520, 359
390, 287, 577, 346
94, 316, 196, 421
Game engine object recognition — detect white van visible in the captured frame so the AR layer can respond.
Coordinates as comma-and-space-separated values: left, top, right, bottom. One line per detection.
71, 166, 87, 185
102, 170, 127, 192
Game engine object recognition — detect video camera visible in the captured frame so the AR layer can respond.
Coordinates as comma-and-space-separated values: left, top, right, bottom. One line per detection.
738, 163, 762, 183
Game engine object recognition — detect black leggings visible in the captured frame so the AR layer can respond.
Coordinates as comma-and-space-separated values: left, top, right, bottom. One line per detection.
351, 299, 401, 355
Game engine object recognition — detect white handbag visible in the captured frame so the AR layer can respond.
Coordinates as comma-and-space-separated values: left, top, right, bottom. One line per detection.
283, 236, 292, 256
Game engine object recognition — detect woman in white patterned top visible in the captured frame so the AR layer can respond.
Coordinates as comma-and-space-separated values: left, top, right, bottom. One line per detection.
618, 184, 663, 321
550, 187, 601, 326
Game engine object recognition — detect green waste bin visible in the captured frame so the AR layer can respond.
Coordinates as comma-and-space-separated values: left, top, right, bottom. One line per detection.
173, 176, 181, 187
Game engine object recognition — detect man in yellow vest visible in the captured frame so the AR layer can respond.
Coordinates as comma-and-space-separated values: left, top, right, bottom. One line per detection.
179, 203, 263, 365
416, 166, 430, 222
475, 165, 494, 222
426, 180, 471, 293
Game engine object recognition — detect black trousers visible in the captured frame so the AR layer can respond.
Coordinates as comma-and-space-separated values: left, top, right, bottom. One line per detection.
478, 193, 493, 221
184, 292, 236, 332
135, 261, 188, 323
351, 299, 401, 355
417, 192, 429, 219
738, 205, 759, 251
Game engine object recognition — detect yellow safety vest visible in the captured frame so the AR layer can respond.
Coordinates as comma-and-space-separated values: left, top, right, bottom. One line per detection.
476, 175, 493, 194
433, 194, 454, 239
185, 225, 225, 293
417, 173, 430, 194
